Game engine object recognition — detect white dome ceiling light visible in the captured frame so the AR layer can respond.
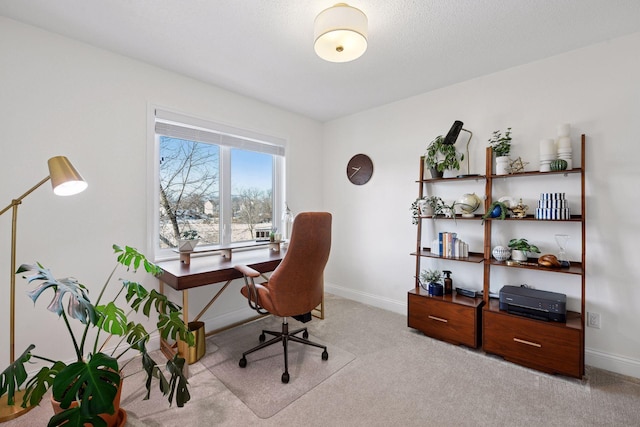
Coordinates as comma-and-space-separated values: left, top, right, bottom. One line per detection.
314, 3, 368, 63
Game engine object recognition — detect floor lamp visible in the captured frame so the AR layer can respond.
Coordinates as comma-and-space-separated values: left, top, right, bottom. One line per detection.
0, 156, 87, 422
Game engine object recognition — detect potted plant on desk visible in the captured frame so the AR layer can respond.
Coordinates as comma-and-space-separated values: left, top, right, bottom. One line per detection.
0, 244, 194, 427
178, 229, 200, 252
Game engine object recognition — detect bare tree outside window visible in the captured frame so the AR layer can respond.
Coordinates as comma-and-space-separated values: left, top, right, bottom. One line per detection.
233, 188, 273, 240
159, 137, 219, 248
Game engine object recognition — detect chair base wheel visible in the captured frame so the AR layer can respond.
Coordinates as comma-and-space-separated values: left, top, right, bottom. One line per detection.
259, 333, 266, 342
239, 357, 247, 368
302, 330, 309, 339
281, 372, 289, 383
322, 350, 328, 360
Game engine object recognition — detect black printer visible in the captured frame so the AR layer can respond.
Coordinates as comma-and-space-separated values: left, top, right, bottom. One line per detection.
499, 285, 567, 322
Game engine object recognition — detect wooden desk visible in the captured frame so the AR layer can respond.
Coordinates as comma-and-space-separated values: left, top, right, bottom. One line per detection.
156, 247, 325, 361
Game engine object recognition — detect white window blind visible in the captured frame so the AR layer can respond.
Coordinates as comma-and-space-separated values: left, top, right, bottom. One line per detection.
155, 109, 285, 156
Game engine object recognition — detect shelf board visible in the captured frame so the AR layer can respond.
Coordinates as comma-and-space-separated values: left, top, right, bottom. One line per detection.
490, 168, 582, 179
489, 258, 583, 275
412, 249, 484, 263
417, 175, 487, 184
409, 287, 484, 308
484, 214, 583, 222
486, 299, 582, 330
418, 214, 483, 221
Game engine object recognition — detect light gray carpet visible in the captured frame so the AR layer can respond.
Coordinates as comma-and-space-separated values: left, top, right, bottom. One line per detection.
4, 293, 640, 426
199, 315, 356, 418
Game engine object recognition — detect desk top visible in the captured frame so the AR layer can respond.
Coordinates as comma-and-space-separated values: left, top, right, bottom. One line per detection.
157, 248, 285, 291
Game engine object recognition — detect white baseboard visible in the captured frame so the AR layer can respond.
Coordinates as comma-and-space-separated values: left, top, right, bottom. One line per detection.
324, 282, 406, 315
586, 347, 640, 379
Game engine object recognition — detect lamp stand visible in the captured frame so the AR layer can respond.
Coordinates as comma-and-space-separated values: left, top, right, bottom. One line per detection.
456, 130, 479, 178
0, 176, 51, 422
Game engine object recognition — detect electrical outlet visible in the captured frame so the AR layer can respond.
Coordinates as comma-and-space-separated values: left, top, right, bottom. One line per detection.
587, 312, 601, 329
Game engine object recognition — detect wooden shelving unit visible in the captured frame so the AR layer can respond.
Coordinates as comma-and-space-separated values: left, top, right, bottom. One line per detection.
481, 135, 586, 378
408, 134, 587, 378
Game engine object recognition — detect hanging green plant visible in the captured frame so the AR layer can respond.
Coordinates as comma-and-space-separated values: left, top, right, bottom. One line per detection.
425, 135, 463, 173
481, 200, 510, 224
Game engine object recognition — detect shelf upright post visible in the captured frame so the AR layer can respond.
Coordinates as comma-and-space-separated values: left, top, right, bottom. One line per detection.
483, 147, 493, 306
415, 156, 425, 290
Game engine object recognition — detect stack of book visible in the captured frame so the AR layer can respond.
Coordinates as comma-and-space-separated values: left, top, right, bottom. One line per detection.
430, 232, 469, 258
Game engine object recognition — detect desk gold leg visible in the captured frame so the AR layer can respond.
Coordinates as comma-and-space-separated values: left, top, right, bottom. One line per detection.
193, 280, 232, 322
312, 292, 325, 319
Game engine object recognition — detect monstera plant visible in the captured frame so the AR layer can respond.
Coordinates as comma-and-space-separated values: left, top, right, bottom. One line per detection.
0, 244, 194, 427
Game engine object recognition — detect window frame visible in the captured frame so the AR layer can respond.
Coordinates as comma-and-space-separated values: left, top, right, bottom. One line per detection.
148, 107, 286, 261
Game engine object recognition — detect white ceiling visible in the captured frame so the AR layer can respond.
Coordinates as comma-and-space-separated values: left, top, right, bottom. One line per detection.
2, 0, 640, 122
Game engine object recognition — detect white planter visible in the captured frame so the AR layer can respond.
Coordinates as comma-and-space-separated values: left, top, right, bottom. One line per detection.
418, 200, 433, 216
495, 156, 510, 175
511, 249, 528, 262
178, 239, 199, 252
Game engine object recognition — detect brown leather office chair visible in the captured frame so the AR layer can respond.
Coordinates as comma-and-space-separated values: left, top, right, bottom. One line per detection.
234, 212, 332, 383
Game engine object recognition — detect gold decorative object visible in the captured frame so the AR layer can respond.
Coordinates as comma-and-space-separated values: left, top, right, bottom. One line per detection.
511, 198, 529, 218
509, 156, 529, 174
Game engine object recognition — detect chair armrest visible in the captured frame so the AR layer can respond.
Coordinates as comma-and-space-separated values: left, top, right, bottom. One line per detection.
234, 264, 268, 314
234, 264, 260, 277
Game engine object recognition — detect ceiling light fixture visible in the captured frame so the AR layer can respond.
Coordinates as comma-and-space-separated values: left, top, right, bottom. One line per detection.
314, 3, 368, 63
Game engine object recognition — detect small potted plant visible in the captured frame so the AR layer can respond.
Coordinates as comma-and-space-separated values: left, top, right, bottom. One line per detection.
0, 244, 194, 426
488, 128, 512, 175
411, 196, 444, 224
425, 135, 463, 178
178, 229, 200, 252
419, 269, 444, 296
508, 238, 541, 262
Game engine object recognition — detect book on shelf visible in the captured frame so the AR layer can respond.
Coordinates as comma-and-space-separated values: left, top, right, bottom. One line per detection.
430, 232, 469, 258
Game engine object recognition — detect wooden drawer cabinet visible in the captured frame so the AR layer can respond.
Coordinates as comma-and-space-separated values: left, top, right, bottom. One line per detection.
483, 307, 582, 378
408, 289, 483, 348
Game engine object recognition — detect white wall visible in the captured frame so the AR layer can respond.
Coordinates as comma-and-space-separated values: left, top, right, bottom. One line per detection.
323, 32, 640, 378
0, 18, 323, 368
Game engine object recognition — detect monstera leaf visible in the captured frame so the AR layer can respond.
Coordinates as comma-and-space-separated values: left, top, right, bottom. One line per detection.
94, 301, 128, 336
16, 263, 96, 325
51, 352, 120, 417
0, 345, 33, 406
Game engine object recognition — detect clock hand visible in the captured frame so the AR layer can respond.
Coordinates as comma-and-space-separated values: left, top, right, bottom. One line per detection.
349, 167, 361, 178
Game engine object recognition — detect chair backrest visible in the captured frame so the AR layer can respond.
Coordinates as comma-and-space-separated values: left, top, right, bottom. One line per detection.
265, 212, 332, 317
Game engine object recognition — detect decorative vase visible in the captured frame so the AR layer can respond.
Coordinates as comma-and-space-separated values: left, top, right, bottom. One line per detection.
492, 246, 511, 262
511, 250, 528, 262
495, 156, 510, 175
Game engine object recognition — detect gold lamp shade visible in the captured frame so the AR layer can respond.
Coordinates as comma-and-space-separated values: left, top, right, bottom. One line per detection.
314, 3, 368, 63
48, 156, 88, 196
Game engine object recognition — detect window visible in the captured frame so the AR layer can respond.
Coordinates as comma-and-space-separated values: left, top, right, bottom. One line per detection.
151, 109, 285, 259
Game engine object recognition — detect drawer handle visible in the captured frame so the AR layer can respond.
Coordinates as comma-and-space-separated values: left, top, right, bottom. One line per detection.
428, 315, 448, 323
513, 337, 541, 348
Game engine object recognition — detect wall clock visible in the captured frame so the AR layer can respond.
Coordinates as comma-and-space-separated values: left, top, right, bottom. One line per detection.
346, 154, 374, 185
